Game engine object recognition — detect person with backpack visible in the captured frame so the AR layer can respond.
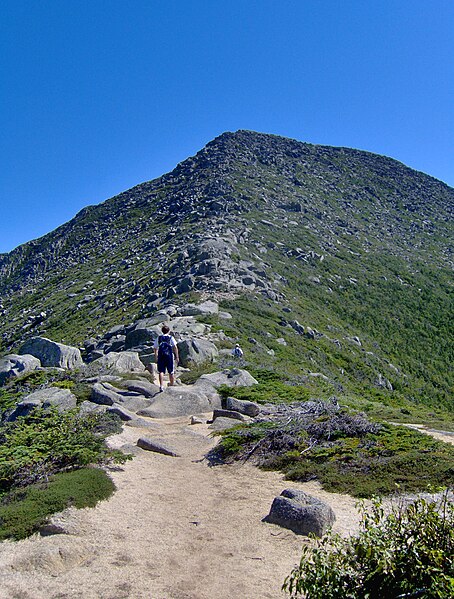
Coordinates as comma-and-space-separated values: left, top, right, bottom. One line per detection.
154, 324, 179, 392
232, 343, 244, 358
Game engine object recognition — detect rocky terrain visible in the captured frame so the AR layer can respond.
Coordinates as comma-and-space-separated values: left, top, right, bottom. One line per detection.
0, 130, 452, 415
0, 132, 453, 596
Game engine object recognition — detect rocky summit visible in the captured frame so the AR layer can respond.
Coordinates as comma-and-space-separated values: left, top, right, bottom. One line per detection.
0, 130, 453, 411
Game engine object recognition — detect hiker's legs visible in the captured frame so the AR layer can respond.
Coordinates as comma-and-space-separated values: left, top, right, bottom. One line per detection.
169, 372, 175, 386
158, 371, 164, 388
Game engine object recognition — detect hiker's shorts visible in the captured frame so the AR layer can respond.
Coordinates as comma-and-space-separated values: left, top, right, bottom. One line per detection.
157, 354, 174, 374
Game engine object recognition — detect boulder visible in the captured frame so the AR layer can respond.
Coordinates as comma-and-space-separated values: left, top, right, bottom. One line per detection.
125, 319, 164, 349
224, 396, 260, 417
212, 409, 251, 422
208, 417, 242, 431
119, 379, 161, 398
171, 317, 208, 337
264, 489, 335, 537
7, 387, 77, 421
180, 301, 219, 316
177, 338, 219, 367
137, 437, 180, 457
137, 385, 216, 418
83, 352, 146, 376
19, 337, 83, 369
90, 382, 151, 412
0, 353, 41, 385
195, 368, 258, 389
106, 404, 137, 421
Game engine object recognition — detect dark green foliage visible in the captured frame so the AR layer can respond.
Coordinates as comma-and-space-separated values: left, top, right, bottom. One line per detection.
283, 493, 454, 598
218, 416, 454, 498
0, 467, 115, 540
0, 408, 128, 492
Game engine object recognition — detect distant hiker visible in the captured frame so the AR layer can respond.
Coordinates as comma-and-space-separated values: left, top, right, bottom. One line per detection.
154, 324, 179, 392
232, 343, 244, 358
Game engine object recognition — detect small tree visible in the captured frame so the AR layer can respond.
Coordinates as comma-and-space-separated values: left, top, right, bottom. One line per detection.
283, 492, 454, 599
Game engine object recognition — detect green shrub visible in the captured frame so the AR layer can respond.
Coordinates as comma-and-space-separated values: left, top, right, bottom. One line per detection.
0, 408, 128, 492
283, 493, 454, 598
0, 467, 115, 540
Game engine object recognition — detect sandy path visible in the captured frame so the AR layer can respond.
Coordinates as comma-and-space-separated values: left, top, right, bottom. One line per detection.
0, 415, 362, 599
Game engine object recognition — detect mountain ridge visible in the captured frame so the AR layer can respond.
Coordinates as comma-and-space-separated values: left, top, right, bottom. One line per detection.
0, 130, 452, 412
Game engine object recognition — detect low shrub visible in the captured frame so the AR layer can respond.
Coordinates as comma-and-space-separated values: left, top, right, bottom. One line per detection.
283, 493, 454, 598
0, 467, 115, 540
0, 408, 128, 492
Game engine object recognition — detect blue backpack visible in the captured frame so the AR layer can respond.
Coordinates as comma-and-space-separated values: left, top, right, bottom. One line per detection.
158, 335, 174, 360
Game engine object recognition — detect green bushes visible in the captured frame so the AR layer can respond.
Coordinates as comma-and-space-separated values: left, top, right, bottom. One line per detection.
0, 406, 128, 540
0, 467, 115, 540
283, 494, 454, 598
218, 416, 454, 498
0, 408, 126, 492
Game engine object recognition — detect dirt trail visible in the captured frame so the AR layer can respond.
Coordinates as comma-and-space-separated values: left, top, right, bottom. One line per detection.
0, 415, 362, 599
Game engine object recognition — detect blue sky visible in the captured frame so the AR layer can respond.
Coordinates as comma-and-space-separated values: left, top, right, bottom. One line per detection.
1, 0, 453, 254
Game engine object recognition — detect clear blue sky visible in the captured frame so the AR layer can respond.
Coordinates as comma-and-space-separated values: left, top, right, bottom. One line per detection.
1, 0, 453, 254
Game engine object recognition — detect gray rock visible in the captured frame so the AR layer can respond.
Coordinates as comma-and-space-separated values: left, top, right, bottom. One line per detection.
137, 385, 216, 418
225, 396, 260, 417
107, 404, 137, 421
171, 317, 208, 337
83, 352, 146, 376
119, 379, 161, 398
78, 400, 107, 415
90, 382, 151, 411
208, 417, 241, 431
212, 409, 251, 422
19, 337, 83, 369
180, 300, 219, 316
0, 353, 41, 385
136, 437, 180, 456
125, 319, 163, 349
7, 387, 77, 421
264, 489, 335, 537
196, 368, 259, 389
177, 338, 219, 367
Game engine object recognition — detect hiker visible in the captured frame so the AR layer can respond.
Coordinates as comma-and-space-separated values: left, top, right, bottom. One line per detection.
232, 343, 243, 358
154, 324, 179, 392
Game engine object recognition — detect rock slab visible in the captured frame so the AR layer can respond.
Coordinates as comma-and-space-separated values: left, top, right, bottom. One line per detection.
19, 337, 83, 369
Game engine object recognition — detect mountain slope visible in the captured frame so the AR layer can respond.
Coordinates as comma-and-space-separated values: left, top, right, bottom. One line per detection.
0, 130, 453, 411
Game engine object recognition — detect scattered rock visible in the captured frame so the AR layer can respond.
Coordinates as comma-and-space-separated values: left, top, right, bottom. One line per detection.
264, 488, 335, 537
212, 408, 251, 422
136, 437, 180, 457
195, 368, 258, 389
224, 396, 260, 417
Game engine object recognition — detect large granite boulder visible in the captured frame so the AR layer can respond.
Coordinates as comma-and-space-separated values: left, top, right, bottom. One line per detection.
6, 387, 78, 421
90, 382, 151, 412
19, 337, 83, 370
195, 368, 259, 389
137, 385, 220, 418
170, 317, 208, 336
264, 489, 336, 537
180, 301, 219, 316
124, 319, 164, 349
83, 352, 146, 376
0, 353, 41, 385
177, 338, 219, 367
118, 379, 161, 398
